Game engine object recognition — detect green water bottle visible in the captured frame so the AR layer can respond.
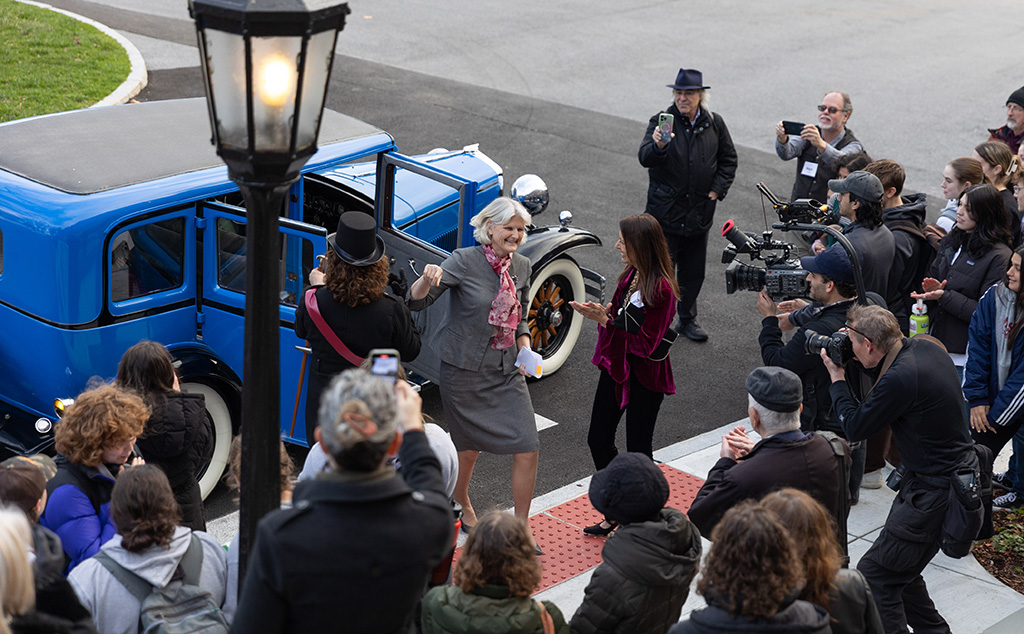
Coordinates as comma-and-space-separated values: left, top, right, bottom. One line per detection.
910, 299, 929, 337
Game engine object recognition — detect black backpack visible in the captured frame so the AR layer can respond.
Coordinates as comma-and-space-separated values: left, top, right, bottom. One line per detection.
94, 534, 228, 634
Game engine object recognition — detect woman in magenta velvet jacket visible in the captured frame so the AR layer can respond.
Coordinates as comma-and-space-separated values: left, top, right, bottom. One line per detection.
570, 214, 679, 535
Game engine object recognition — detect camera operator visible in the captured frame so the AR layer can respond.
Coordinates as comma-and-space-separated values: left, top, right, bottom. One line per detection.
758, 245, 856, 435
821, 305, 974, 634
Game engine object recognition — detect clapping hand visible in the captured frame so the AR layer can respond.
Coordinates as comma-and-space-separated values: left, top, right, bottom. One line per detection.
911, 277, 946, 301
721, 425, 755, 460
569, 300, 612, 327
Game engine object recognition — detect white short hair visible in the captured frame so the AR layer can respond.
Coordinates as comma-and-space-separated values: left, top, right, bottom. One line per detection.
747, 394, 800, 435
471, 197, 531, 246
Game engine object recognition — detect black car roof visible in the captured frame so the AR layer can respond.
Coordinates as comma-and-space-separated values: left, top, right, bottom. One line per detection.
0, 98, 384, 195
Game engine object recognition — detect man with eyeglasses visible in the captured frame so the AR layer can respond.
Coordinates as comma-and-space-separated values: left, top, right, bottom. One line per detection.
821, 305, 975, 634
988, 86, 1024, 154
639, 68, 738, 342
776, 91, 864, 204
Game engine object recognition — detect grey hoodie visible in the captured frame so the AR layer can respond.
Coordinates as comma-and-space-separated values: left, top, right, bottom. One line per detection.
68, 527, 228, 634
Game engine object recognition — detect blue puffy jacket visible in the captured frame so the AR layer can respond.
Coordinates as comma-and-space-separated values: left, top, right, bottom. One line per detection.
40, 457, 117, 574
963, 282, 1024, 426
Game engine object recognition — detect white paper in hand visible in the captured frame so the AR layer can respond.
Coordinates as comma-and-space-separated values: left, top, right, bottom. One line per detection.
516, 346, 543, 378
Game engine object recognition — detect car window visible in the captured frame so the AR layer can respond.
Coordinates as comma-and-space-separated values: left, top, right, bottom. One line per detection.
0, 229, 4, 275
215, 217, 315, 306
110, 217, 185, 301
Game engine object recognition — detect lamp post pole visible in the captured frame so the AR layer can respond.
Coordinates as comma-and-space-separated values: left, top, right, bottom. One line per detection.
189, 0, 350, 589
236, 181, 289, 583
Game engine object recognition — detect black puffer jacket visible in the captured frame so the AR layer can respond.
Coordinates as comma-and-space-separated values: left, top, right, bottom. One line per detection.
925, 232, 1011, 354
883, 193, 933, 331
639, 104, 737, 236
135, 391, 212, 531
670, 592, 830, 634
570, 508, 701, 634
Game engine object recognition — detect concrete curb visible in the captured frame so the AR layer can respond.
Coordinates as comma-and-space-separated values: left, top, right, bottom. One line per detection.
15, 0, 147, 107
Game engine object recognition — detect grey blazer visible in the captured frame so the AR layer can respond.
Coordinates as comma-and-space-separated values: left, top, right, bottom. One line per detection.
408, 246, 531, 372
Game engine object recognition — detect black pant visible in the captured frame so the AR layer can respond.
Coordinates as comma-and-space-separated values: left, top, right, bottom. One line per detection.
857, 476, 950, 634
664, 230, 709, 324
587, 369, 665, 471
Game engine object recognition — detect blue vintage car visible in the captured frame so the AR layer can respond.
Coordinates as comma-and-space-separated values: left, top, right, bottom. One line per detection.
0, 98, 603, 495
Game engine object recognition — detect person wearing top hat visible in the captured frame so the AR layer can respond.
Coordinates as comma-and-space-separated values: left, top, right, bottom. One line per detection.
638, 68, 737, 343
686, 366, 850, 540
295, 211, 421, 447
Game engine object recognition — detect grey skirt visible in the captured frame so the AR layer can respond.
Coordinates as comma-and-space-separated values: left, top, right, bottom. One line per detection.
439, 345, 538, 454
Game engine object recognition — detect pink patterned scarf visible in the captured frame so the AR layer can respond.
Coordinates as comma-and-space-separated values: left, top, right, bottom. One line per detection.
483, 244, 521, 350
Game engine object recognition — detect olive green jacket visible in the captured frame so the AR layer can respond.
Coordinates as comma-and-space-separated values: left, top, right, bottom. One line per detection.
421, 583, 569, 634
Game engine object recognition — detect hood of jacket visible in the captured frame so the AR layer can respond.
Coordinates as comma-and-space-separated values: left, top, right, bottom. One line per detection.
884, 192, 927, 228
97, 526, 194, 588
686, 593, 830, 634
602, 507, 702, 586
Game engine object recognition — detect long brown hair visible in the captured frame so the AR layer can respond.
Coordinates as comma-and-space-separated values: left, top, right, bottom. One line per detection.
1006, 246, 1024, 347
616, 214, 680, 304
697, 501, 805, 621
453, 511, 541, 597
110, 465, 181, 552
760, 489, 842, 612
947, 157, 987, 194
975, 141, 1021, 188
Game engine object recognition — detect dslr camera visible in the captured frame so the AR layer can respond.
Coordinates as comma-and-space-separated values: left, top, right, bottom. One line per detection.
721, 183, 839, 299
804, 331, 854, 366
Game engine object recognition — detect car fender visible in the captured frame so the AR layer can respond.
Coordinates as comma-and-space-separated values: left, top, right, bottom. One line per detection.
518, 225, 601, 278
169, 346, 242, 432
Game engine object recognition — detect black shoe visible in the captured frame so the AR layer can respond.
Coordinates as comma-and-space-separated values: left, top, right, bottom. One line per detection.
460, 522, 474, 534
583, 520, 618, 536
534, 543, 544, 556
678, 321, 708, 342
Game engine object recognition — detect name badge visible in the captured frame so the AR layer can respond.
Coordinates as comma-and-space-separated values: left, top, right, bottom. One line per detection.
801, 162, 819, 177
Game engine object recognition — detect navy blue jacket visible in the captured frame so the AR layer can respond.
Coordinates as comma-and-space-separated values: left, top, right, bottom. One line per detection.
963, 283, 1024, 427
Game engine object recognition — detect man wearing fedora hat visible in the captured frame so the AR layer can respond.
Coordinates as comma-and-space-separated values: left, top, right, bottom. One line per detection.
295, 211, 421, 446
639, 68, 737, 342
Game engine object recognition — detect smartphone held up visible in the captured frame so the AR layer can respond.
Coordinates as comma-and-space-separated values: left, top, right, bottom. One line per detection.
369, 348, 400, 384
658, 112, 674, 143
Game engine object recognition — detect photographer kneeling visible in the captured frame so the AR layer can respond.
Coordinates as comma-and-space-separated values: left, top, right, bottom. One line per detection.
821, 305, 975, 634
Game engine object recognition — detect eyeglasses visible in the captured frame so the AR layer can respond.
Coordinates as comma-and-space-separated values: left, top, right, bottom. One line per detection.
817, 105, 842, 114
844, 322, 871, 342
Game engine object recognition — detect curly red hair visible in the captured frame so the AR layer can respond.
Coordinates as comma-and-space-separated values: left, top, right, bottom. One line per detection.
55, 384, 148, 466
454, 511, 541, 597
323, 250, 389, 308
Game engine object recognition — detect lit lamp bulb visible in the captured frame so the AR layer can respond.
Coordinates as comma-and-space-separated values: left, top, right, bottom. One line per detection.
256, 54, 295, 107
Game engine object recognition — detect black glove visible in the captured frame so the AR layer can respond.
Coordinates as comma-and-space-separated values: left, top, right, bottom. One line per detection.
389, 269, 409, 298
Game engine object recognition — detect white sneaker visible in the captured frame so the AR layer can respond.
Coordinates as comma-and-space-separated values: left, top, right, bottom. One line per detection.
861, 469, 883, 489
994, 490, 1023, 509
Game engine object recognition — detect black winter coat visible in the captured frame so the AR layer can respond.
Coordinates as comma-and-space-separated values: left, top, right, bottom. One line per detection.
883, 193, 933, 331
687, 432, 849, 540
229, 430, 452, 634
843, 221, 895, 300
670, 593, 831, 634
924, 233, 1011, 354
570, 508, 701, 634
759, 299, 853, 435
135, 391, 212, 531
639, 105, 737, 236
294, 287, 420, 443
826, 568, 884, 634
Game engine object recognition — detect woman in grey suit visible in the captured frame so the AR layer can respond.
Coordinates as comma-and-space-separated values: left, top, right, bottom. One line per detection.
409, 197, 539, 546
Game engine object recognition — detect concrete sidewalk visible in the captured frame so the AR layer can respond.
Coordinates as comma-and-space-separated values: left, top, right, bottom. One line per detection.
533, 420, 1024, 633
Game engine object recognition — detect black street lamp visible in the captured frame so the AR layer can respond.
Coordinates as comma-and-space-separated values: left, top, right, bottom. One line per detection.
189, 0, 350, 583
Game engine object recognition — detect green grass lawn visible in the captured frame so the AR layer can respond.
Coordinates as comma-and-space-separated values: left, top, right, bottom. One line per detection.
0, 0, 130, 122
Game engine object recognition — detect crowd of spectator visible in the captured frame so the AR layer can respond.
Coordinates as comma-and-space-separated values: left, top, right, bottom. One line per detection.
3, 72, 1024, 634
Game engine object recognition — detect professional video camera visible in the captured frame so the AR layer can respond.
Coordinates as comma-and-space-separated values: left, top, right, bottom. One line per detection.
804, 331, 854, 366
721, 183, 839, 298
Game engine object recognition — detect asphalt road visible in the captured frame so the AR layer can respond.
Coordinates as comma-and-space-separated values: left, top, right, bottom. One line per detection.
34, 0, 1024, 520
